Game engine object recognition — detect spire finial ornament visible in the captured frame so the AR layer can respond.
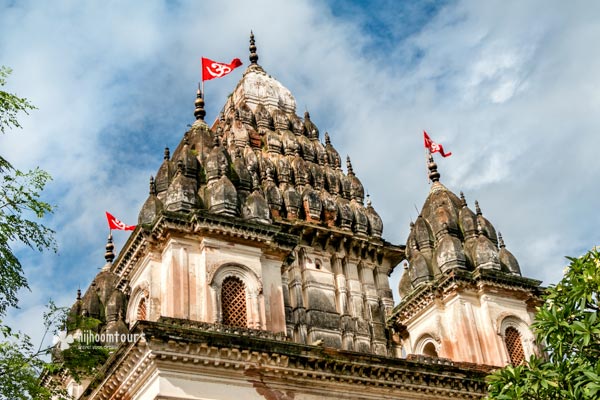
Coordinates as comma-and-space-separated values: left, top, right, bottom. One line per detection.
76, 288, 81, 301
163, 146, 170, 160
498, 232, 506, 248
475, 200, 482, 215
366, 193, 372, 207
324, 131, 331, 145
346, 156, 354, 176
194, 85, 206, 121
460, 191, 467, 207
249, 31, 258, 65
105, 233, 115, 263
427, 154, 440, 182
149, 176, 156, 195
476, 220, 483, 236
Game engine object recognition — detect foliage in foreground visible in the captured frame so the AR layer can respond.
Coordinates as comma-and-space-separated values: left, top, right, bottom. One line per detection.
487, 249, 600, 399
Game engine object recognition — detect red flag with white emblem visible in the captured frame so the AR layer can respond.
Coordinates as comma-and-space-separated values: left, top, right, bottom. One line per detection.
423, 131, 452, 157
105, 211, 136, 231
201, 57, 243, 81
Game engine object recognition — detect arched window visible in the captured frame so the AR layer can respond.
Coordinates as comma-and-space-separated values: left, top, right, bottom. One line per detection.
423, 342, 438, 357
504, 326, 525, 365
137, 298, 147, 321
221, 276, 247, 327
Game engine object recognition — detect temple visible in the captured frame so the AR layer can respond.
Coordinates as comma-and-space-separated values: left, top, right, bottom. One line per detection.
53, 34, 542, 399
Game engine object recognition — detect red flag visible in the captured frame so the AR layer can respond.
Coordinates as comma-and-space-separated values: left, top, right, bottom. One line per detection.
106, 211, 136, 231
201, 57, 243, 81
423, 131, 452, 157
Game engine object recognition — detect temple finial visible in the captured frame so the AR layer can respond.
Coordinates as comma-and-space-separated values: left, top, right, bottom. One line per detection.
475, 200, 482, 215
76, 288, 81, 301
105, 233, 115, 263
163, 146, 170, 160
194, 84, 206, 121
498, 232, 506, 248
324, 132, 331, 145
346, 156, 354, 176
460, 191, 467, 207
427, 154, 440, 182
249, 31, 259, 65
149, 176, 156, 195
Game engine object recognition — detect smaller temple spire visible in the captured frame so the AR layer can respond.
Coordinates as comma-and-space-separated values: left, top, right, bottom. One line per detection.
475, 200, 482, 215
249, 31, 258, 65
105, 233, 115, 263
149, 176, 156, 195
346, 156, 354, 176
163, 146, 170, 160
194, 85, 206, 121
498, 232, 506, 248
427, 154, 440, 182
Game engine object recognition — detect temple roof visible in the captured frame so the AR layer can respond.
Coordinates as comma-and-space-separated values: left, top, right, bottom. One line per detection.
138, 33, 384, 239
399, 155, 522, 299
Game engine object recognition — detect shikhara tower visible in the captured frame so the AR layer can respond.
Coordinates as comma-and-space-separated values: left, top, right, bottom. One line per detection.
57, 34, 542, 399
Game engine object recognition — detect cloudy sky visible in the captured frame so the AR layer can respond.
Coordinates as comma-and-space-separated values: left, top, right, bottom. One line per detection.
2, 0, 600, 346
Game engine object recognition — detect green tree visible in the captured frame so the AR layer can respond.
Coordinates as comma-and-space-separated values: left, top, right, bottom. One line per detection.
487, 248, 600, 399
0, 66, 61, 399
0, 66, 55, 316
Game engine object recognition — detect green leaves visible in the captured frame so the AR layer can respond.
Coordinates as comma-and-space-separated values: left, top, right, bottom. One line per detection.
487, 249, 600, 399
0, 66, 56, 317
0, 66, 61, 400
0, 66, 36, 135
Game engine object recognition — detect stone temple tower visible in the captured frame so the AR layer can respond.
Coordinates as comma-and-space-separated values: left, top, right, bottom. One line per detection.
389, 156, 543, 367
57, 34, 543, 399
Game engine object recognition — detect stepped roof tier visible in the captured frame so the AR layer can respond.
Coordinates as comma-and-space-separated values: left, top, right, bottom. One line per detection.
139, 33, 383, 240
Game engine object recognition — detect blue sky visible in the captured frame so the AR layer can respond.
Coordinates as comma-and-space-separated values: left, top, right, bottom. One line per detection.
2, 0, 600, 347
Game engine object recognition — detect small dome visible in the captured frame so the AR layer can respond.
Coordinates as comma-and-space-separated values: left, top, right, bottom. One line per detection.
243, 187, 271, 224
291, 151, 311, 186
272, 109, 290, 131
303, 111, 319, 140
275, 155, 292, 184
474, 226, 501, 270
409, 248, 431, 288
139, 176, 163, 225
105, 289, 126, 323
350, 199, 369, 236
434, 225, 466, 273
155, 148, 173, 199
475, 201, 499, 246
165, 162, 199, 212
205, 174, 238, 217
336, 197, 354, 230
231, 149, 253, 193
320, 189, 338, 227
80, 285, 102, 321
324, 132, 342, 168
255, 103, 274, 130
263, 168, 283, 219
282, 184, 302, 220
458, 192, 478, 239
365, 196, 383, 238
498, 233, 522, 275
302, 185, 322, 223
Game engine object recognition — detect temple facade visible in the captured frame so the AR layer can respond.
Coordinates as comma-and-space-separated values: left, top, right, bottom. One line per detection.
56, 34, 542, 399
